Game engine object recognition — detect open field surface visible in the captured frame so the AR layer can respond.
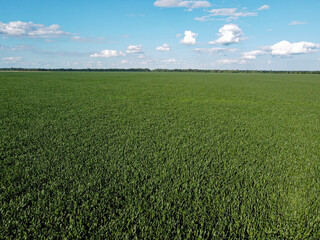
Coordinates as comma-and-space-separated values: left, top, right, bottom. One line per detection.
1, 72, 320, 239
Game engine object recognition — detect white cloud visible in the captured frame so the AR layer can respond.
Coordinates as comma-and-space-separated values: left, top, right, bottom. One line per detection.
138, 54, 144, 59
96, 61, 103, 67
289, 21, 307, 26
70, 36, 107, 43
268, 41, 320, 56
154, 0, 210, 10
162, 58, 177, 63
156, 43, 171, 51
0, 21, 69, 38
176, 33, 182, 38
71, 36, 82, 41
217, 59, 246, 64
126, 45, 144, 54
194, 16, 210, 22
209, 24, 243, 45
217, 59, 238, 64
257, 5, 270, 11
140, 59, 155, 65
90, 49, 125, 58
209, 8, 256, 17
180, 30, 198, 45
121, 60, 128, 64
189, 1, 211, 9
195, 8, 257, 22
242, 50, 266, 59
241, 41, 320, 60
1, 56, 23, 62
193, 47, 238, 54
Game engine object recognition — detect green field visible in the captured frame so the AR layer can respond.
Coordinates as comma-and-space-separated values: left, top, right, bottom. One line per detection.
1, 72, 320, 239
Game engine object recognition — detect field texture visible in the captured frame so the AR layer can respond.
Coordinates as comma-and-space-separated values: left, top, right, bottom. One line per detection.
1, 72, 320, 239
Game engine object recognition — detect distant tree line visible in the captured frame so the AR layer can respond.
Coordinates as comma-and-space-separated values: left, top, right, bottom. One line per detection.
153, 69, 320, 74
0, 68, 151, 72
1, 67, 320, 74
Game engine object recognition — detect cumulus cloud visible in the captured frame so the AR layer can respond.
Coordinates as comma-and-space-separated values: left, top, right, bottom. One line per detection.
180, 31, 198, 45
242, 50, 266, 59
268, 41, 320, 56
209, 8, 256, 17
154, 0, 210, 10
0, 21, 69, 38
189, 1, 211, 9
71, 36, 83, 41
209, 24, 243, 45
193, 47, 238, 54
194, 16, 211, 22
216, 40, 320, 65
241, 41, 320, 60
156, 43, 171, 51
162, 58, 177, 63
140, 59, 154, 65
195, 7, 257, 22
217, 59, 246, 64
90, 49, 125, 58
257, 5, 270, 11
1, 56, 23, 62
126, 45, 144, 54
70, 36, 107, 43
289, 21, 306, 25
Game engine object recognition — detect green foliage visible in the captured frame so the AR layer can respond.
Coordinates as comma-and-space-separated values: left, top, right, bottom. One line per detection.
1, 68, 320, 74
1, 72, 320, 239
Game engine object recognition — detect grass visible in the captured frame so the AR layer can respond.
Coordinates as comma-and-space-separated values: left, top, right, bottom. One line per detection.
1, 72, 320, 239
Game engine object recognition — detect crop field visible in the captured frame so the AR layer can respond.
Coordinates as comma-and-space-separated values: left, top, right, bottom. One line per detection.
1, 72, 320, 239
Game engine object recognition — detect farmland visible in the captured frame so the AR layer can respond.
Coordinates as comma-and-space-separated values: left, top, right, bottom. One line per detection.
1, 72, 320, 239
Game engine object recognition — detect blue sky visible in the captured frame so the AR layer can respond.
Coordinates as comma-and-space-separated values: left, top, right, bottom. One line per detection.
1, 0, 320, 70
